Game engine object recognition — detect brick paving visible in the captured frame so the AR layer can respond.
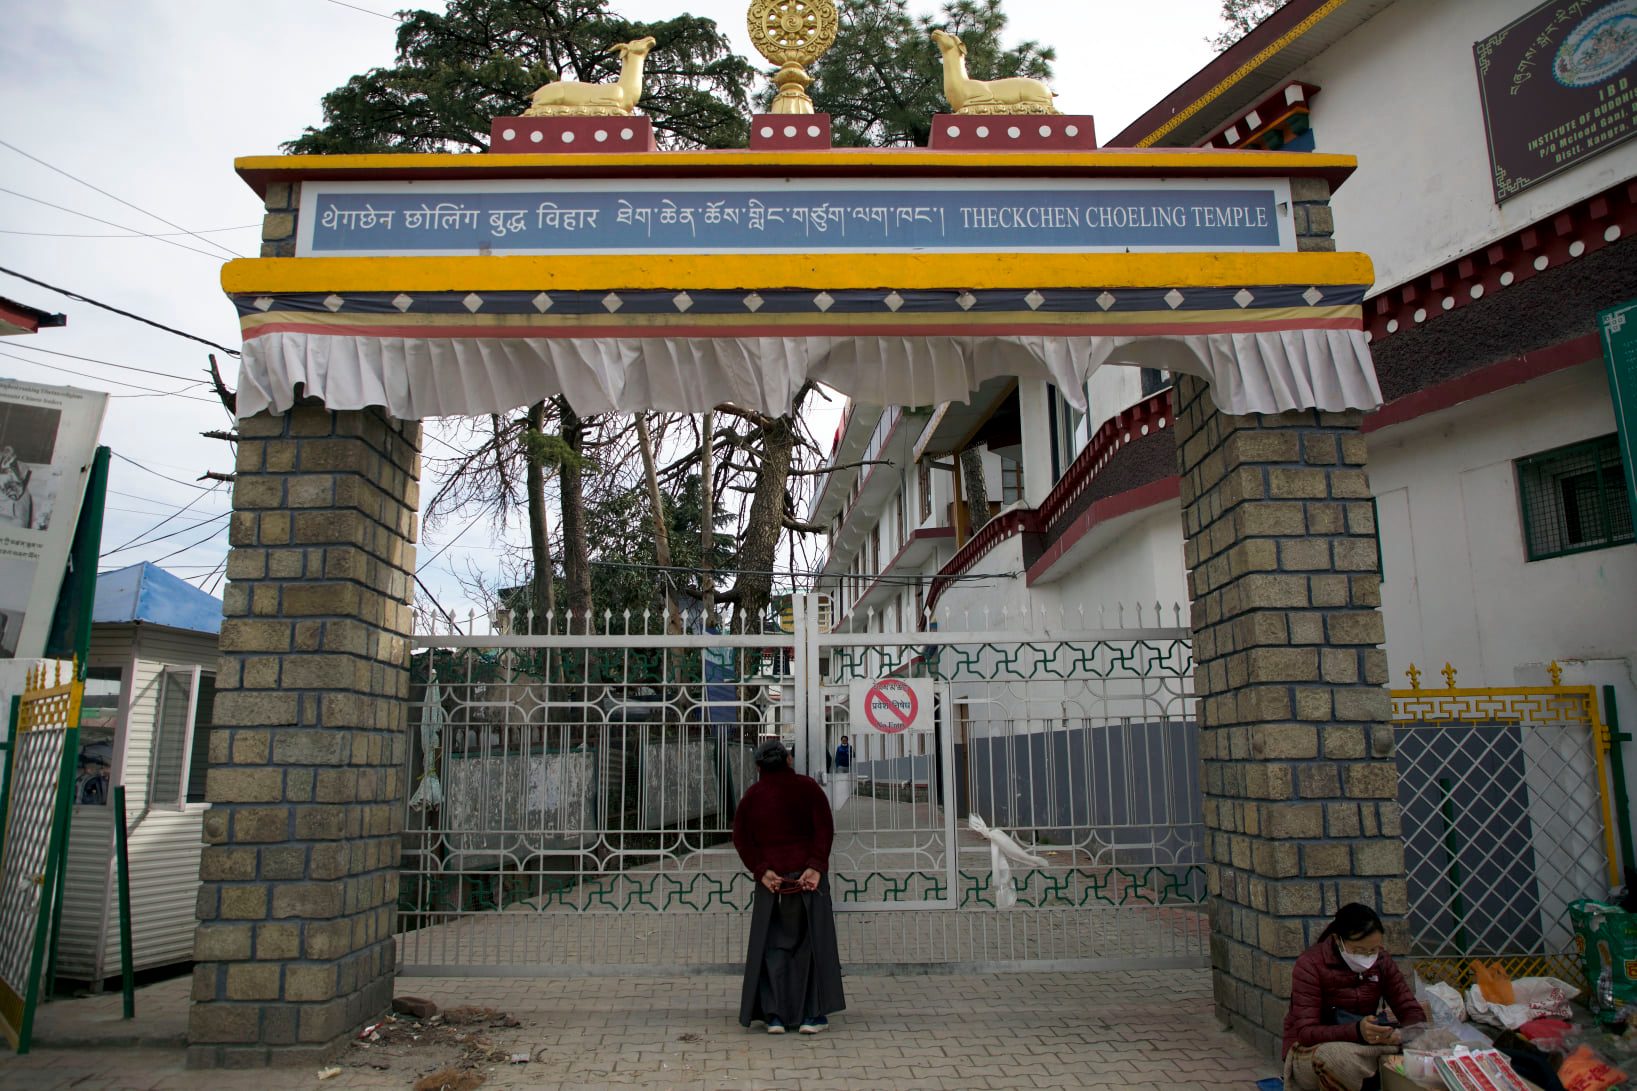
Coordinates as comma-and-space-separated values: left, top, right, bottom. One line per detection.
1, 969, 1276, 1089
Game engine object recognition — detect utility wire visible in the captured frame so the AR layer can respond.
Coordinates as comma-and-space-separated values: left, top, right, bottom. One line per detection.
416, 508, 490, 573
111, 451, 218, 491
320, 0, 405, 21
0, 224, 257, 239
0, 350, 220, 405
0, 140, 243, 259
3, 340, 214, 386
0, 187, 227, 261
104, 484, 225, 554
0, 266, 241, 356
145, 520, 232, 567
100, 511, 231, 558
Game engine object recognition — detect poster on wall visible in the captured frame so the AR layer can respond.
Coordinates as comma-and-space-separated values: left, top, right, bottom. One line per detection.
0, 380, 107, 661
1474, 0, 1637, 201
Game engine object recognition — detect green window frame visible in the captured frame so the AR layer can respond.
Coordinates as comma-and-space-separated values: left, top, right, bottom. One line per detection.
1515, 434, 1634, 561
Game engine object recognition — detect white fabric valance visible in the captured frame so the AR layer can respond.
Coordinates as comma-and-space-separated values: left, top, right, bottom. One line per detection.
235, 328, 1382, 420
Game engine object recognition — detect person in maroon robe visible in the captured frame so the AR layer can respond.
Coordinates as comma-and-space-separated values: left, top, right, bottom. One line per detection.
732, 738, 846, 1034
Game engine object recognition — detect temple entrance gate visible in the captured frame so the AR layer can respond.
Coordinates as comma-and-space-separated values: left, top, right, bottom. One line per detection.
396, 596, 1205, 976
194, 120, 1406, 1063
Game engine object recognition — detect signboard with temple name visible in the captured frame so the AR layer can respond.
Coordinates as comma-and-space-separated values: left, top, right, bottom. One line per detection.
1475, 0, 1637, 201
296, 177, 1294, 257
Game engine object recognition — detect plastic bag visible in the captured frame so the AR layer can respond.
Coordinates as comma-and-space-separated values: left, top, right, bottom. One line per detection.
1476, 961, 1517, 1005
1415, 973, 1468, 1025
967, 814, 1047, 910
1465, 976, 1578, 1030
1557, 1044, 1629, 1091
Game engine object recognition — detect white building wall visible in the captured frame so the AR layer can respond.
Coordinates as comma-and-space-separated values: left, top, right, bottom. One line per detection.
1300, 0, 1637, 291
1368, 359, 1636, 696
1045, 507, 1191, 624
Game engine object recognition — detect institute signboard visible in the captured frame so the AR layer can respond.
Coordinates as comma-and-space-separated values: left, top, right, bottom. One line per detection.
296, 177, 1294, 257
1475, 0, 1637, 202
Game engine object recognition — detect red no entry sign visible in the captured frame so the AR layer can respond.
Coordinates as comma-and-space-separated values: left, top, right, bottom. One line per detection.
863, 678, 918, 734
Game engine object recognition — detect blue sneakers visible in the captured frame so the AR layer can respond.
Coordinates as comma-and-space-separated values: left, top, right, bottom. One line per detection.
799, 1016, 828, 1034
766, 1018, 786, 1034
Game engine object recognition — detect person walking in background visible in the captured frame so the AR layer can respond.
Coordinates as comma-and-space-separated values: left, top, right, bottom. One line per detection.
732, 738, 845, 1035
834, 734, 851, 774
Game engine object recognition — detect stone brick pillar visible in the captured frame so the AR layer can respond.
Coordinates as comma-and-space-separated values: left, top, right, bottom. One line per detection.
189, 405, 420, 1067
1173, 374, 1405, 1058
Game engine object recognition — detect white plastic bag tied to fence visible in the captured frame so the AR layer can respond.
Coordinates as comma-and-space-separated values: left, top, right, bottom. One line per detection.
968, 814, 1048, 909
408, 676, 445, 812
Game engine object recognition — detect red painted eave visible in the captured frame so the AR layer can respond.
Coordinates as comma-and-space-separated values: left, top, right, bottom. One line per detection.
1109, 0, 1389, 149
0, 296, 67, 336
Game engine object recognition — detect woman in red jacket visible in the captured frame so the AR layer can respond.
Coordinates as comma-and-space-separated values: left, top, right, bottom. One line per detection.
1283, 903, 1427, 1091
732, 738, 846, 1035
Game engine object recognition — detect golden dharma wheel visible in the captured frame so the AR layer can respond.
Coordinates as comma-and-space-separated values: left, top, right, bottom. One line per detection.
748, 0, 838, 67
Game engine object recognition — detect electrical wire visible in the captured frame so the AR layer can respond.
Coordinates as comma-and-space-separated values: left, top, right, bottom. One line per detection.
144, 520, 232, 567
320, 0, 404, 20
0, 223, 257, 239
104, 503, 226, 522
104, 484, 225, 554
3, 340, 214, 387
107, 487, 229, 511
0, 266, 241, 356
100, 511, 231, 558
0, 139, 245, 258
111, 452, 217, 491
416, 508, 490, 573
0, 350, 220, 405
0, 187, 227, 261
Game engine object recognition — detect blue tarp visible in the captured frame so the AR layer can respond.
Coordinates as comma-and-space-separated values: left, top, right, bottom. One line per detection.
92, 562, 222, 635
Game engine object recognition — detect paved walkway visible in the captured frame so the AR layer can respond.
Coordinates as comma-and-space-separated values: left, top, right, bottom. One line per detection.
3, 969, 1276, 1089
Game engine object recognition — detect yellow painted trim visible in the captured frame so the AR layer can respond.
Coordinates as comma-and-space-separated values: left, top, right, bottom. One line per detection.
235, 148, 1358, 176
223, 252, 1374, 294
1136, 0, 1349, 148
239, 305, 1360, 333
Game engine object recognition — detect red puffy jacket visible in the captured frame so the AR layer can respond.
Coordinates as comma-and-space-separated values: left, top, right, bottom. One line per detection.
1282, 937, 1427, 1056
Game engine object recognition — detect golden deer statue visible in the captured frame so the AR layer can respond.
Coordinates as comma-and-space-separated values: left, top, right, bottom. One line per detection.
930, 29, 1058, 116
524, 36, 658, 117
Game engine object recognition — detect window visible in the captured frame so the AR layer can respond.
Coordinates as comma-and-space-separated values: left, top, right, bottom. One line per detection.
152, 667, 215, 807
75, 666, 124, 806
1517, 435, 1633, 560
1140, 368, 1173, 397
896, 471, 908, 544
867, 524, 880, 575
1047, 385, 1085, 481
1000, 458, 1024, 505
917, 461, 932, 522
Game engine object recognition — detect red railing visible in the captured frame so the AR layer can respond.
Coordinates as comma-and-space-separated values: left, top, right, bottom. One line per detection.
924, 387, 1175, 619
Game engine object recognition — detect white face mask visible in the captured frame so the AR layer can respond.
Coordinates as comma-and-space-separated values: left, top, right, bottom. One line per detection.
1339, 944, 1379, 973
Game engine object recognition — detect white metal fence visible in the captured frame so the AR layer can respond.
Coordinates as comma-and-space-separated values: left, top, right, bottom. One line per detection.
395, 598, 1207, 975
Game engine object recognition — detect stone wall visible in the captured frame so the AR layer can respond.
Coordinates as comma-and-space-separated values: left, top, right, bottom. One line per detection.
189, 406, 421, 1067
1172, 373, 1406, 1058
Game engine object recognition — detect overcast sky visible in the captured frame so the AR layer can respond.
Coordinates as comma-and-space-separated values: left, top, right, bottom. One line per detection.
0, 0, 1229, 627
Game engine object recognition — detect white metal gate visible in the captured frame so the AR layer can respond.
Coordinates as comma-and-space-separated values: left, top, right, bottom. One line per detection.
396, 597, 1205, 976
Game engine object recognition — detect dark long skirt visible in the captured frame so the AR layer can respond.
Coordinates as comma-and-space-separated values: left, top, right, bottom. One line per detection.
737, 874, 846, 1027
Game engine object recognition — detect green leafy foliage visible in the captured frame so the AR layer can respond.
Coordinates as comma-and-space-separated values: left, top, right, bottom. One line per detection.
285, 0, 754, 152
804, 0, 1053, 147
1209, 0, 1290, 50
